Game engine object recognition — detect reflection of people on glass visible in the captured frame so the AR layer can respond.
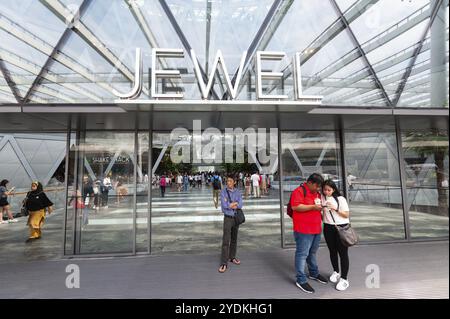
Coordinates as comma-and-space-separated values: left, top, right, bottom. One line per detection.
116, 177, 128, 204
82, 176, 94, 209
101, 176, 111, 208
347, 173, 356, 191
93, 180, 101, 210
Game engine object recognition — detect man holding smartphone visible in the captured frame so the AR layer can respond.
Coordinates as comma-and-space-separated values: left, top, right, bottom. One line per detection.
290, 173, 328, 293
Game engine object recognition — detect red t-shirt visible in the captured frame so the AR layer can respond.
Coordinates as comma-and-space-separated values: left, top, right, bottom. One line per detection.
290, 183, 322, 234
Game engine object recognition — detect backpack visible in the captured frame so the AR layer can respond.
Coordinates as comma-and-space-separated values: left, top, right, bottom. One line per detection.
286, 184, 307, 218
212, 176, 221, 190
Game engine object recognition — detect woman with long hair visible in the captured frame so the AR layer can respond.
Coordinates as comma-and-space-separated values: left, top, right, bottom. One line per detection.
0, 179, 18, 224
321, 179, 351, 291
24, 181, 53, 243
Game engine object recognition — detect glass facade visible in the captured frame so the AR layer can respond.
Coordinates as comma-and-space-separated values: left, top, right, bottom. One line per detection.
0, 1, 448, 259
0, 0, 448, 107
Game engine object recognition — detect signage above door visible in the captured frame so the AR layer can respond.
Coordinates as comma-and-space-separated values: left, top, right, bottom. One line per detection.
113, 48, 322, 105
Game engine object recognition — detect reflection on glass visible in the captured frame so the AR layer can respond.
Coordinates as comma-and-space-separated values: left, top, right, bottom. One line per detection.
0, 133, 66, 261
345, 132, 405, 241
151, 131, 280, 254
402, 128, 449, 238
281, 131, 341, 246
136, 132, 150, 253
68, 132, 135, 254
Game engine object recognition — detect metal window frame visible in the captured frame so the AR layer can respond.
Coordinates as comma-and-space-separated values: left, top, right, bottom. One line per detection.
395, 116, 411, 240
57, 110, 448, 258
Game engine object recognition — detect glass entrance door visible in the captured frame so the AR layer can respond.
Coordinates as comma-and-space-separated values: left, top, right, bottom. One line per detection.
67, 131, 136, 255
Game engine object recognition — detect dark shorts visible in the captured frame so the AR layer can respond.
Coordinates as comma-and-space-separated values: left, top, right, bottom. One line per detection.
0, 198, 9, 207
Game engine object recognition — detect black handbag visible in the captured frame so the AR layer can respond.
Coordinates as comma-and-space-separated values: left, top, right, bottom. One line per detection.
327, 203, 358, 247
226, 189, 245, 225
21, 194, 29, 217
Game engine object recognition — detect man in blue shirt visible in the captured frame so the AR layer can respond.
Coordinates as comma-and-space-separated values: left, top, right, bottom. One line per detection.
218, 174, 243, 273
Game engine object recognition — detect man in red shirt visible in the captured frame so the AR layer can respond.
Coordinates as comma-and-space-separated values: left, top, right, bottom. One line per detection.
290, 173, 328, 293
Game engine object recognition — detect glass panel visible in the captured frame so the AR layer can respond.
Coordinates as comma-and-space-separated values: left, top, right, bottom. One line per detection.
0, 132, 67, 262
136, 132, 150, 253
151, 127, 280, 254
401, 128, 449, 238
280, 131, 342, 246
344, 131, 405, 241
67, 131, 135, 254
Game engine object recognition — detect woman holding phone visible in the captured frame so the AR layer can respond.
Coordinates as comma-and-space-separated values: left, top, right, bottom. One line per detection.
0, 179, 18, 224
321, 179, 351, 291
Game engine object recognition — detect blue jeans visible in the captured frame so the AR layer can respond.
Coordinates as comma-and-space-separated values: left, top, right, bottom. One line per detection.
294, 231, 321, 284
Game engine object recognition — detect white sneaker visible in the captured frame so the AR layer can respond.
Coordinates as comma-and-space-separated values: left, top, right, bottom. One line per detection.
1, 220, 8, 224
329, 271, 340, 283
336, 278, 349, 291
8, 219, 19, 223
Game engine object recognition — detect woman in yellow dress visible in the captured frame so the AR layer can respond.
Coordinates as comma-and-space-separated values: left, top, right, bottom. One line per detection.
25, 181, 53, 243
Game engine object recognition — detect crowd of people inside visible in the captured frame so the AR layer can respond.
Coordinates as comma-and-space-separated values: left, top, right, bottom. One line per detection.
152, 171, 274, 199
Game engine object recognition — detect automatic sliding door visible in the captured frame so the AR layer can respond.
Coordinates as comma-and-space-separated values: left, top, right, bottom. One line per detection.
69, 131, 135, 255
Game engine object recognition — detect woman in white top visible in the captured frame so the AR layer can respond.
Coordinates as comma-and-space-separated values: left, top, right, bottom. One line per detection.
321, 179, 351, 291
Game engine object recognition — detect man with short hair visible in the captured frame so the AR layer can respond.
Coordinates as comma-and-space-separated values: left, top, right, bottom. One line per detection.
218, 174, 243, 273
290, 173, 328, 293
250, 171, 261, 198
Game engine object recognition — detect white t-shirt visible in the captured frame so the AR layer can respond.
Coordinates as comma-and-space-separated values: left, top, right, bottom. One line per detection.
177, 175, 183, 184
251, 174, 260, 187
322, 195, 350, 225
103, 177, 111, 186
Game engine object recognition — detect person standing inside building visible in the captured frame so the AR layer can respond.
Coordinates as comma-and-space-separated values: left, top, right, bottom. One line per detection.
251, 171, 261, 198
82, 176, 94, 209
212, 172, 222, 209
244, 173, 251, 199
260, 174, 268, 195
176, 173, 183, 192
183, 173, 189, 192
0, 179, 18, 224
102, 175, 112, 208
93, 180, 101, 211
290, 173, 328, 293
218, 175, 243, 273
160, 174, 167, 197
322, 179, 351, 291
24, 181, 53, 243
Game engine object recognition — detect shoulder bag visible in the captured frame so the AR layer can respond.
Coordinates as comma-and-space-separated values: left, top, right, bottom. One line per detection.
327, 200, 358, 247
226, 189, 245, 226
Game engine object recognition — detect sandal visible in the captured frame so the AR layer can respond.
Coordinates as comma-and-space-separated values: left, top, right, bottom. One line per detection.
218, 264, 228, 273
230, 258, 241, 265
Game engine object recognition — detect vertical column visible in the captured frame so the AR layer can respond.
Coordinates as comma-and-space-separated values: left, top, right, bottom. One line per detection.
133, 113, 138, 255
62, 115, 71, 256
276, 110, 286, 248
430, 0, 448, 107
395, 116, 411, 241
148, 107, 153, 254
339, 115, 348, 199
